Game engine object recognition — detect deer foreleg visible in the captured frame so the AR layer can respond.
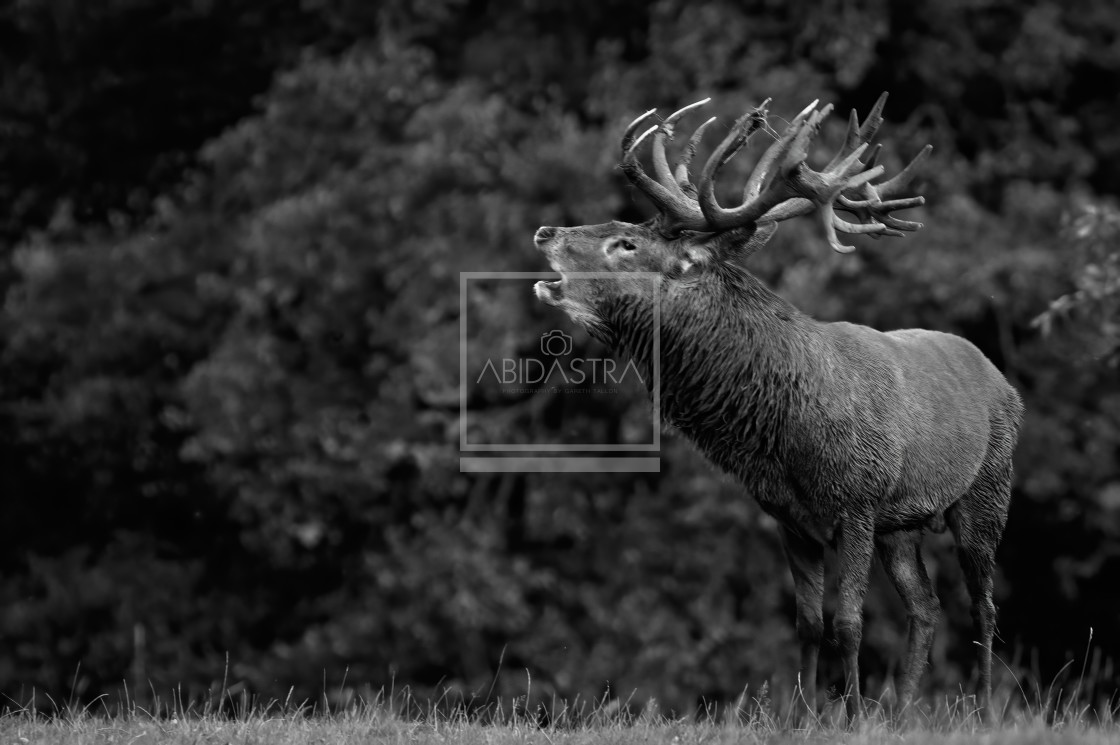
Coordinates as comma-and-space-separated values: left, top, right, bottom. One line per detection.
835, 517, 875, 722
781, 526, 825, 715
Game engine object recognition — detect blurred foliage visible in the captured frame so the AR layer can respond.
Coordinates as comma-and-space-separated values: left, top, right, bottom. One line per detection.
0, 0, 330, 244
1, 0, 1119, 716
1035, 204, 1120, 365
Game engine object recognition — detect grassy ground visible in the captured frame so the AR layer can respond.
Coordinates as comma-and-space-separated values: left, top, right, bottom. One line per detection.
1, 711, 1118, 745
2, 690, 1117, 745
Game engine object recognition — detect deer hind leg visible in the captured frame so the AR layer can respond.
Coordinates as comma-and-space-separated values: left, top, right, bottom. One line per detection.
780, 526, 825, 715
875, 529, 940, 710
946, 449, 1013, 714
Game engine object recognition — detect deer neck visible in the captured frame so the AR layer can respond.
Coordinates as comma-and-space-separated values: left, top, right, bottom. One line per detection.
606, 265, 814, 463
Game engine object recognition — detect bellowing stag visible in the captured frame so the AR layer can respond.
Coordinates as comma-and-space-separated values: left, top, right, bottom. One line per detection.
533, 94, 1023, 716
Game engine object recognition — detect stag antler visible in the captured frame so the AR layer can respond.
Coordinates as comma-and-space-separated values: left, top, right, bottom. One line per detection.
620, 93, 929, 253
828, 92, 933, 246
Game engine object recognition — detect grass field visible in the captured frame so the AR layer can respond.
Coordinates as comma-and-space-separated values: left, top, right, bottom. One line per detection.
2, 686, 1118, 745
1, 709, 1118, 745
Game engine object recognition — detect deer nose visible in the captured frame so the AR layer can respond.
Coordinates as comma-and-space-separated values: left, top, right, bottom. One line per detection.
534, 226, 558, 247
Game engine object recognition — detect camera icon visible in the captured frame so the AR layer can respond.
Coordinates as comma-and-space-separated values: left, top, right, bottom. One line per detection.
541, 329, 573, 356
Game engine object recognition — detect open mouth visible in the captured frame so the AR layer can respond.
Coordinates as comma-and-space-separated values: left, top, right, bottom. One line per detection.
534, 279, 563, 305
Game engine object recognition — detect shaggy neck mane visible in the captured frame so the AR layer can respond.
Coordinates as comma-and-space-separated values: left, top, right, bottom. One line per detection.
603, 263, 817, 474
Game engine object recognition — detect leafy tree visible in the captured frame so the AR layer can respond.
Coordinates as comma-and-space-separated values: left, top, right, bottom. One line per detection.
0, 0, 330, 244
1035, 203, 1120, 366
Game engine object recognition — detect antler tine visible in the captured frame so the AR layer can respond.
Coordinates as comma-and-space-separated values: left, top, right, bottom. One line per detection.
832, 142, 932, 241
845, 108, 863, 154
626, 124, 659, 156
619, 108, 709, 232
806, 136, 891, 254
666, 98, 713, 123
621, 108, 657, 154
837, 191, 926, 234
651, 98, 712, 200
823, 216, 862, 253
696, 106, 776, 230
864, 143, 882, 170
842, 155, 885, 187
838, 193, 925, 213
785, 103, 835, 173
875, 144, 933, 198
818, 152, 917, 253
859, 91, 889, 143
674, 116, 717, 198
757, 196, 816, 224
719, 111, 767, 169
742, 99, 815, 201
824, 108, 862, 173
621, 127, 706, 229
794, 98, 820, 123
821, 197, 890, 254
824, 92, 889, 174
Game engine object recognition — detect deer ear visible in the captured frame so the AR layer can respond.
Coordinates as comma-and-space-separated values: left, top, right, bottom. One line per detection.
673, 243, 715, 277
705, 223, 779, 261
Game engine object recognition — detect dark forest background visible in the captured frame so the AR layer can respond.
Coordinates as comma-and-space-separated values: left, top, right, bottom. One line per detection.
1, 0, 1118, 716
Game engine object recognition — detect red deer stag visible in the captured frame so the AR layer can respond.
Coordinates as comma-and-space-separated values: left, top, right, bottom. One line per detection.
533, 94, 1023, 717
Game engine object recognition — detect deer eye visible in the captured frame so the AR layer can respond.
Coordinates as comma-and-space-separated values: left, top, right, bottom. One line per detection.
615, 238, 637, 251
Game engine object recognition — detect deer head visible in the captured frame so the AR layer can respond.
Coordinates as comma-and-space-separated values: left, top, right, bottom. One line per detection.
533, 93, 930, 333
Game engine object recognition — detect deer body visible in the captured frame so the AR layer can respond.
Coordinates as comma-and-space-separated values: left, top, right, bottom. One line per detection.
642, 265, 1017, 543
533, 95, 1023, 717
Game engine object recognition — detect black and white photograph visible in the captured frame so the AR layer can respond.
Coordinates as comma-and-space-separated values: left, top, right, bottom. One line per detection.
1, 1, 1118, 742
